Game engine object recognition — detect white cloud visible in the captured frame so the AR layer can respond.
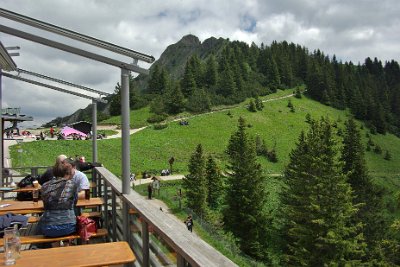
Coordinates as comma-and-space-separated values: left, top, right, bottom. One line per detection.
0, 0, 399, 127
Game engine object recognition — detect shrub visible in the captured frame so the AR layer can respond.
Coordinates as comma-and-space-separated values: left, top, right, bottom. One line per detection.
147, 114, 167, 123
248, 100, 257, 112
374, 145, 382, 154
153, 123, 168, 130
384, 150, 392, 161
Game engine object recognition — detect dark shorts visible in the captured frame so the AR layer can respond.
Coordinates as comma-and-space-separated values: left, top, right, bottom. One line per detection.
41, 223, 76, 237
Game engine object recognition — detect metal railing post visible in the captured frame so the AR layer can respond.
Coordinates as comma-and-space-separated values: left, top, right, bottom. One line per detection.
112, 191, 117, 241
141, 220, 150, 267
177, 254, 185, 267
103, 182, 109, 241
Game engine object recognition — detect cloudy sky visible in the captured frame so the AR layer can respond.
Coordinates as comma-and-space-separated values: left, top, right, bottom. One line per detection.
1, 0, 399, 128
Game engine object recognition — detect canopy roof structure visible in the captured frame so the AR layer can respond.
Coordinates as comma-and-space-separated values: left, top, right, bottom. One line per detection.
0, 8, 154, 197
61, 126, 87, 137
0, 41, 17, 71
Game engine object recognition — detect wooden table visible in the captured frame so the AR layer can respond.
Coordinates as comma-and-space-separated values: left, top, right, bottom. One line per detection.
0, 241, 136, 267
11, 187, 38, 193
0, 197, 104, 215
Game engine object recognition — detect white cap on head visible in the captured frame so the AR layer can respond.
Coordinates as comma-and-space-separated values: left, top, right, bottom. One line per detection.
56, 154, 68, 164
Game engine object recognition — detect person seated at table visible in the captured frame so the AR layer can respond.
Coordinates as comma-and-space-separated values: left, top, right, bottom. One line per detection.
38, 154, 68, 185
69, 159, 90, 200
39, 154, 90, 200
74, 155, 103, 172
37, 160, 78, 238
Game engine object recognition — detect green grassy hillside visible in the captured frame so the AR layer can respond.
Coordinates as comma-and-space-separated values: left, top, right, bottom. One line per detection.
11, 90, 400, 190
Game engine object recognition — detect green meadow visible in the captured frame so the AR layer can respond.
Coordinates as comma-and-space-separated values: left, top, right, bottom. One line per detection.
11, 90, 400, 186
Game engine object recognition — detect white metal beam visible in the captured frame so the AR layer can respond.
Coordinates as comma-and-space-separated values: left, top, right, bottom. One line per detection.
0, 8, 155, 63
2, 72, 107, 103
0, 25, 149, 74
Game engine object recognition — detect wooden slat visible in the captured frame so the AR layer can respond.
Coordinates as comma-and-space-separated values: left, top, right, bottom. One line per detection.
0, 198, 103, 215
128, 208, 138, 214
27, 216, 40, 223
0, 241, 135, 267
0, 229, 108, 246
81, 211, 101, 217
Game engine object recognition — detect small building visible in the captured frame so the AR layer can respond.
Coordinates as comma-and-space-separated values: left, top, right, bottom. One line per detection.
69, 121, 92, 135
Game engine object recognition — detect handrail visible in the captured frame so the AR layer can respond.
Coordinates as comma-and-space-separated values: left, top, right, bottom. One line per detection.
0, 165, 237, 266
94, 167, 237, 267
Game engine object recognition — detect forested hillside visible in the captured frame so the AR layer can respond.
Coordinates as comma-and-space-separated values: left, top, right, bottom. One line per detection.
47, 34, 400, 138
104, 34, 400, 138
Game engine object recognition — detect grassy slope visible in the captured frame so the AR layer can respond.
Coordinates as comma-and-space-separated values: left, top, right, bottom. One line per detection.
100, 106, 151, 129
11, 90, 399, 183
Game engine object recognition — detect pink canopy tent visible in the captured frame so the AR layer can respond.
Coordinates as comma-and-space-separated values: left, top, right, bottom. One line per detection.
61, 126, 87, 137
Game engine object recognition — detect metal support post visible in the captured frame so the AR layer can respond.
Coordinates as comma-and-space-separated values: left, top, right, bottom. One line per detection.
121, 68, 130, 195
0, 70, 2, 187
92, 99, 98, 163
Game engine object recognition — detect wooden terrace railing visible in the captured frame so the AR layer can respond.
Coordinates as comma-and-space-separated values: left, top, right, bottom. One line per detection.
93, 167, 236, 267
3, 166, 237, 267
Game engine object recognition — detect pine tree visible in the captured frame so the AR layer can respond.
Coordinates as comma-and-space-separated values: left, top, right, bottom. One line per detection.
224, 117, 270, 260
281, 118, 365, 266
205, 156, 223, 210
248, 100, 257, 112
164, 82, 185, 115
147, 64, 161, 94
186, 88, 211, 113
217, 65, 237, 98
109, 84, 121, 116
341, 118, 387, 252
147, 65, 169, 94
384, 150, 392, 160
287, 99, 293, 108
181, 61, 198, 97
204, 55, 218, 88
295, 87, 302, 99
255, 96, 264, 111
183, 144, 207, 216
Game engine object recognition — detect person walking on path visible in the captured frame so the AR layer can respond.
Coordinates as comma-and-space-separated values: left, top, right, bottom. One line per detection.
147, 183, 153, 199
184, 215, 193, 232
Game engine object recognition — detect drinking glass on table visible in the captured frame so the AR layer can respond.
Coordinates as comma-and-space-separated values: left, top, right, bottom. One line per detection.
84, 189, 90, 200
4, 227, 21, 265
32, 189, 39, 203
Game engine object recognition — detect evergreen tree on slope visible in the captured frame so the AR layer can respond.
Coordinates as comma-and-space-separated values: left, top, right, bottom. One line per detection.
341, 118, 386, 255
183, 144, 207, 216
205, 155, 224, 210
224, 117, 270, 261
281, 118, 365, 266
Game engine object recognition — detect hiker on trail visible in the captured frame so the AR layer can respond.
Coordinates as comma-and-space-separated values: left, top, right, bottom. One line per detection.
147, 183, 153, 199
152, 177, 160, 196
184, 215, 193, 232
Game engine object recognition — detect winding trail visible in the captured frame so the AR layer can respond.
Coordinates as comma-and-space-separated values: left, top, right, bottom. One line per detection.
103, 93, 295, 139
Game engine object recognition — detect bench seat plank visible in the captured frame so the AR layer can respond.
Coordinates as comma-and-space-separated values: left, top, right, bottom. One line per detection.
0, 229, 107, 246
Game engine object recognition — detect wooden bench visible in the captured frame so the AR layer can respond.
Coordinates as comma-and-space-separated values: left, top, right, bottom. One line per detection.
0, 241, 135, 267
0, 228, 108, 246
